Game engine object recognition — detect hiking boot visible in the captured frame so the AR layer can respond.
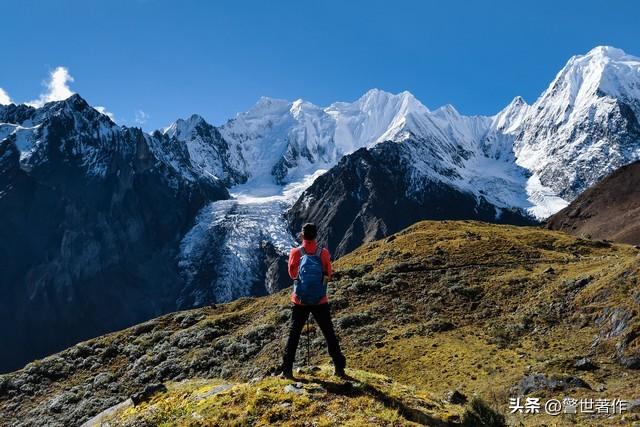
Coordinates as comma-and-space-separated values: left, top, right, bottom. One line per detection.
279, 369, 295, 380
333, 354, 347, 378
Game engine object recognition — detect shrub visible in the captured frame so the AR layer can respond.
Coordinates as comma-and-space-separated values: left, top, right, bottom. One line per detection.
461, 398, 507, 427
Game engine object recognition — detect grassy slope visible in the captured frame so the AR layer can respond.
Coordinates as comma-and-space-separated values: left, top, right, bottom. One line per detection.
1, 221, 639, 426
99, 367, 466, 426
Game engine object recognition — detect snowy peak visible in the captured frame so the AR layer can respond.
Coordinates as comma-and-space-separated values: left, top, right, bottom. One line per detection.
164, 113, 247, 186
164, 114, 209, 139
218, 89, 436, 185
0, 94, 122, 174
348, 88, 429, 115
540, 46, 640, 113
491, 96, 529, 132
241, 96, 292, 120
0, 94, 115, 131
510, 46, 640, 204
325, 89, 430, 152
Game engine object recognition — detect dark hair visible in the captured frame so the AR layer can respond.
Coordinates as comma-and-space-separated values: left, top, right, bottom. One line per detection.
302, 223, 317, 240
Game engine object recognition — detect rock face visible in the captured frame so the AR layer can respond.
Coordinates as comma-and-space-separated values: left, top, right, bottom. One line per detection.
507, 47, 640, 201
3, 45, 640, 374
0, 95, 228, 373
546, 161, 640, 245
163, 114, 247, 186
287, 47, 640, 248
288, 142, 536, 258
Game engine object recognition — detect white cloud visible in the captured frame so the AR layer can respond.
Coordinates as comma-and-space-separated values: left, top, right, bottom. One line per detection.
135, 110, 149, 125
0, 87, 12, 105
95, 105, 115, 121
27, 66, 75, 107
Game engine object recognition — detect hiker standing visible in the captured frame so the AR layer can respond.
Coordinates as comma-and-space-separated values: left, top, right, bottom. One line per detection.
280, 223, 346, 378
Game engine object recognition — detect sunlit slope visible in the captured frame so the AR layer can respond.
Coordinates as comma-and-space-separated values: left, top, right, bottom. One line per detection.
2, 221, 639, 426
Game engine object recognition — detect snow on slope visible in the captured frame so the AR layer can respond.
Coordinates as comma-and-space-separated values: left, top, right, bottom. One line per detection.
5, 46, 634, 304
508, 46, 640, 200
174, 46, 640, 302
0, 95, 123, 177
217, 89, 437, 186
325, 89, 430, 151
177, 170, 325, 304
163, 114, 247, 186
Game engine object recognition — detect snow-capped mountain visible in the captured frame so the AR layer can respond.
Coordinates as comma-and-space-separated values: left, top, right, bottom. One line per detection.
169, 47, 640, 222
157, 44, 640, 309
163, 114, 247, 186
0, 95, 228, 373
209, 89, 435, 186
2, 45, 640, 373
507, 46, 640, 200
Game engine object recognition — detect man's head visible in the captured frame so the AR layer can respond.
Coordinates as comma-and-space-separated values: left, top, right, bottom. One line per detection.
301, 223, 317, 241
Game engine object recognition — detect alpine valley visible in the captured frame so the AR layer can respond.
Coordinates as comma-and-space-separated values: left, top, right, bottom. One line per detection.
1, 45, 640, 374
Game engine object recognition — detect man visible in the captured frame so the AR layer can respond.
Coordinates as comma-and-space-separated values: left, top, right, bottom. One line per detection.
280, 223, 346, 379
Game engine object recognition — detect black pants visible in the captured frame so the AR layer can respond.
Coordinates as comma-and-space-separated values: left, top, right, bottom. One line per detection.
282, 303, 345, 371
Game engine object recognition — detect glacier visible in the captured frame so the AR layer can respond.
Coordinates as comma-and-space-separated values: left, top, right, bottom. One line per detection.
4, 45, 640, 306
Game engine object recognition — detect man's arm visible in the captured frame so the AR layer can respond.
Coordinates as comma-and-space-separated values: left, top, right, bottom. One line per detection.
321, 247, 333, 280
288, 248, 301, 279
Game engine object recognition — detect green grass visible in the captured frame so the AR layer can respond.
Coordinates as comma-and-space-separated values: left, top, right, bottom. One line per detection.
6, 220, 640, 427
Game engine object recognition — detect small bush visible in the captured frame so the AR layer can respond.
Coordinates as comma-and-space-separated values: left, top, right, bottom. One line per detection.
461, 397, 507, 427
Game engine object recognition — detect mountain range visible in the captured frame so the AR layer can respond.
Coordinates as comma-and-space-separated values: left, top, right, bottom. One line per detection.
1, 45, 639, 372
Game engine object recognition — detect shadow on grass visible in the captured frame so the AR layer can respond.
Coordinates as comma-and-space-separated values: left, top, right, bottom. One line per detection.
295, 374, 451, 426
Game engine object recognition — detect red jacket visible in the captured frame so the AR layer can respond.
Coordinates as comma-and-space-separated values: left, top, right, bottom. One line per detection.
288, 239, 332, 305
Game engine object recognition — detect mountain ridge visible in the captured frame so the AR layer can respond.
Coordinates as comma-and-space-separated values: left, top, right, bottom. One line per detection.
2, 45, 640, 374
547, 160, 640, 245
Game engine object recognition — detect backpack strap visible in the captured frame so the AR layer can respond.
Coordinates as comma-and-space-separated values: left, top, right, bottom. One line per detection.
314, 246, 323, 257
298, 245, 306, 256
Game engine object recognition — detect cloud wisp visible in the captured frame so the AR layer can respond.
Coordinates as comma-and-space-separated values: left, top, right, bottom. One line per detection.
0, 88, 12, 105
95, 106, 115, 121
3, 66, 121, 125
135, 110, 149, 125
28, 67, 75, 108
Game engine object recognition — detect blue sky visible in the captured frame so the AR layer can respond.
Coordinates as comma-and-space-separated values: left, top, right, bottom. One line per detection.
1, 0, 639, 130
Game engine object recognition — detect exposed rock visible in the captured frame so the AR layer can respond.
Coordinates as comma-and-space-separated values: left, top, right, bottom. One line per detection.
287, 143, 536, 258
0, 95, 229, 373
511, 374, 591, 395
131, 383, 168, 405
444, 390, 467, 405
283, 382, 305, 395
195, 383, 233, 399
574, 357, 599, 371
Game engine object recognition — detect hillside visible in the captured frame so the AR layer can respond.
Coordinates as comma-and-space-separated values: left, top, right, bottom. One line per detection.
84, 367, 477, 426
4, 46, 640, 373
547, 161, 640, 245
1, 221, 640, 426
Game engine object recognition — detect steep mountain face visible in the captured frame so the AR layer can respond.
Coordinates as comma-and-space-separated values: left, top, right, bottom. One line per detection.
163, 114, 247, 186
289, 46, 640, 244
1, 221, 638, 426
546, 161, 640, 244
505, 46, 640, 200
287, 143, 535, 258
214, 90, 433, 186
0, 95, 228, 373
2, 46, 640, 374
